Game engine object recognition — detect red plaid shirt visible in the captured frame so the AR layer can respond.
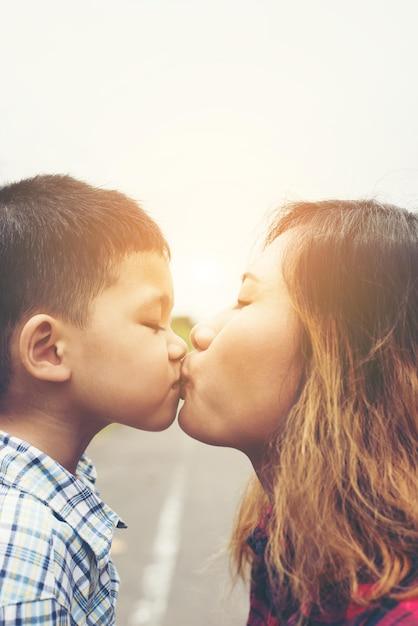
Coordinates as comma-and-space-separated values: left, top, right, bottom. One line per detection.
246, 525, 418, 626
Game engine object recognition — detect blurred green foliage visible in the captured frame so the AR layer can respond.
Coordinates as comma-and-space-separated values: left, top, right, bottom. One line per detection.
172, 316, 195, 350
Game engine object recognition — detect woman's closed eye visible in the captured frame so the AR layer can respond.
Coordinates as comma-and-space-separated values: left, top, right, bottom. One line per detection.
233, 299, 251, 309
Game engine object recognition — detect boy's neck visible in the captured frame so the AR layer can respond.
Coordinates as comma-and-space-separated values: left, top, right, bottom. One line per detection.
0, 405, 104, 475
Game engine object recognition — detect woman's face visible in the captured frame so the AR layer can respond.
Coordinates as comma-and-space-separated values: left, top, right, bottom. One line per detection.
178, 232, 303, 463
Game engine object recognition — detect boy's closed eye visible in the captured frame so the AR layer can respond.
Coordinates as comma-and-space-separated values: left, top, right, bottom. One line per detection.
142, 321, 166, 333
135, 292, 173, 332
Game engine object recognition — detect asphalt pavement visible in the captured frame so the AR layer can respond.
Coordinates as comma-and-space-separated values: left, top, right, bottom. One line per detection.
88, 419, 252, 626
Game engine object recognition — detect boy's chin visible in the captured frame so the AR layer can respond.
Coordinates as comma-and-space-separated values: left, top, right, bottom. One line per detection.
147, 411, 178, 432
120, 400, 180, 432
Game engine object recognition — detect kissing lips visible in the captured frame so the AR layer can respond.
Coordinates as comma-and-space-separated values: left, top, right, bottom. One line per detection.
179, 372, 191, 400
180, 357, 193, 400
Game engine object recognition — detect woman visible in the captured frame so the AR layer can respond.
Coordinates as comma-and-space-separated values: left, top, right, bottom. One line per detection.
179, 200, 418, 625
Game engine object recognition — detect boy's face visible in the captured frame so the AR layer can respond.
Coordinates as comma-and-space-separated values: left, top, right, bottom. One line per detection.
67, 251, 186, 431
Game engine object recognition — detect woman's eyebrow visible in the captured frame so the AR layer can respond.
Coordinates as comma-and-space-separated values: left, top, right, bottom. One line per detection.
241, 272, 260, 283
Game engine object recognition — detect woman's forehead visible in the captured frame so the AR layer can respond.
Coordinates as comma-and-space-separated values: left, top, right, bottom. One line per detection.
246, 233, 293, 285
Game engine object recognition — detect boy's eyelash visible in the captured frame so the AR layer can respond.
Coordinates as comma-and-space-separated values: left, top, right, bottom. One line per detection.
144, 323, 165, 333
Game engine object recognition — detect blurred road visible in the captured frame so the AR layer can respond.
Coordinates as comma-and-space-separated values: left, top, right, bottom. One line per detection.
87, 420, 252, 626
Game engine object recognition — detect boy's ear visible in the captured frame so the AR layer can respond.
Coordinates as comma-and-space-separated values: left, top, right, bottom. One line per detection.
19, 314, 71, 383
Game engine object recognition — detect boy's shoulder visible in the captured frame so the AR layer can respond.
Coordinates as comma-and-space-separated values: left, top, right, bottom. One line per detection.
0, 432, 123, 619
0, 483, 85, 609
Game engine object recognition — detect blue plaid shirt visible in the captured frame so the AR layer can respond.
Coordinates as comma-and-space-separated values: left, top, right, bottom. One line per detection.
0, 431, 126, 625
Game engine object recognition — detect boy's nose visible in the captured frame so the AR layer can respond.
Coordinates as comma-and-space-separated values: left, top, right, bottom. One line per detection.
190, 323, 217, 351
168, 333, 188, 361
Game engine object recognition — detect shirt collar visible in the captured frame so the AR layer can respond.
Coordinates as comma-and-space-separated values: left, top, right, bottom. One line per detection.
0, 431, 126, 565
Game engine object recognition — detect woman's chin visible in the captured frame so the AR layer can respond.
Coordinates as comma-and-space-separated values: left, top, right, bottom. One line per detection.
177, 402, 208, 442
177, 402, 226, 448
177, 401, 194, 435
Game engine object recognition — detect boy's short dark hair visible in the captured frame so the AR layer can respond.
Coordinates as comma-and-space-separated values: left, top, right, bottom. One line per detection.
0, 174, 169, 395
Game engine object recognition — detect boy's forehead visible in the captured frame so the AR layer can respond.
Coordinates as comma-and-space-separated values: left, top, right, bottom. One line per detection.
112, 251, 173, 298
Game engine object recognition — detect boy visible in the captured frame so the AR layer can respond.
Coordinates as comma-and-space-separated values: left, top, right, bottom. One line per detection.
0, 175, 186, 624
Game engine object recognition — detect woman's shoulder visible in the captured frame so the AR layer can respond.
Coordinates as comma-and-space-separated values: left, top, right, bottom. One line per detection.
246, 524, 418, 626
344, 595, 418, 626
247, 593, 418, 626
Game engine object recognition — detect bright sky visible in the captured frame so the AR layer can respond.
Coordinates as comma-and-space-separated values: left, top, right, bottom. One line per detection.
1, 0, 418, 321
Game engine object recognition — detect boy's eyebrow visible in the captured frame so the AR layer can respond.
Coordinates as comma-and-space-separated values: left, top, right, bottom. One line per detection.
136, 292, 173, 311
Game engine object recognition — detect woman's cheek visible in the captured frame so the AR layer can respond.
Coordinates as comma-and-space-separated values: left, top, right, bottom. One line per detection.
209, 337, 257, 409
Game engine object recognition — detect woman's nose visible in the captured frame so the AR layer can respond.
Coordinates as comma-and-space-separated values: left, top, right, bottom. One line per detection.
190, 323, 217, 351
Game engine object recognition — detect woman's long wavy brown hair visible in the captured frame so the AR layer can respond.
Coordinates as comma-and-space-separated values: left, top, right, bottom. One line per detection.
230, 200, 418, 620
